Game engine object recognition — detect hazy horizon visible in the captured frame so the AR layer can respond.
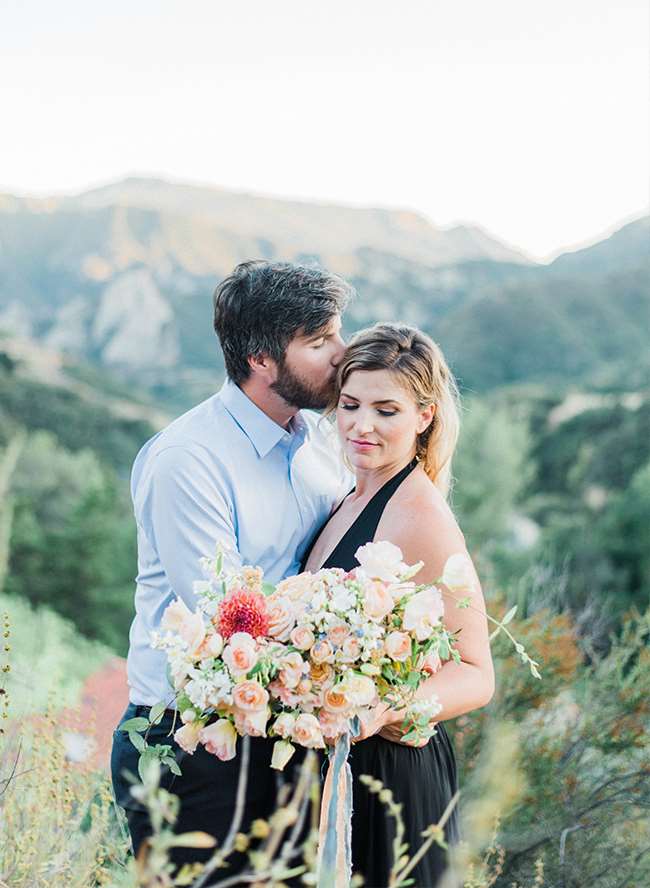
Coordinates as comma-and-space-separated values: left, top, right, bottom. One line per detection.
2, 171, 645, 264
2, 1, 648, 260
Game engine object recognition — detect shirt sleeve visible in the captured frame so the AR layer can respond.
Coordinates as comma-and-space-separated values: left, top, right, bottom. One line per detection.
141, 444, 242, 608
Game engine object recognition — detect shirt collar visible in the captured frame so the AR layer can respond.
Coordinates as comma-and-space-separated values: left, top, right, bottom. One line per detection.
219, 379, 308, 459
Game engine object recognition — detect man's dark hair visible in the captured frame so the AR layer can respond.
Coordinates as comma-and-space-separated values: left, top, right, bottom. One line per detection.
213, 261, 353, 384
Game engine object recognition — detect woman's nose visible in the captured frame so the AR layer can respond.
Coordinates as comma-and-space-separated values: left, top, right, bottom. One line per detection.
353, 412, 374, 434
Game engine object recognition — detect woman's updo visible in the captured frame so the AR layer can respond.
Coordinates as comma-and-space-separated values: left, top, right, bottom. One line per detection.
333, 323, 461, 499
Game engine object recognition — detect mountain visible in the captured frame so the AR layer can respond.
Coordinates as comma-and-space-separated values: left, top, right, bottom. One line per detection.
0, 176, 647, 404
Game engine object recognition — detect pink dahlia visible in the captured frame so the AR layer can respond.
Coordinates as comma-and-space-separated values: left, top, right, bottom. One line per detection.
217, 587, 270, 640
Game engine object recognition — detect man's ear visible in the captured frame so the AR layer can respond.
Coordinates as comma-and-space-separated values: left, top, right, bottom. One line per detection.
248, 353, 277, 381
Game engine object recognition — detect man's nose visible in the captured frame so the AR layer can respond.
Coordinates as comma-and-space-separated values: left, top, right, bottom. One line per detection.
331, 333, 346, 367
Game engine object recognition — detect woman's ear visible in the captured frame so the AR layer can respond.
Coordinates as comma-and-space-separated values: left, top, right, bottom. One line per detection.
417, 404, 436, 434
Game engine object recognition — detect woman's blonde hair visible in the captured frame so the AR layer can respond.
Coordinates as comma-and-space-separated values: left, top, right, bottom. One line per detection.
333, 323, 461, 499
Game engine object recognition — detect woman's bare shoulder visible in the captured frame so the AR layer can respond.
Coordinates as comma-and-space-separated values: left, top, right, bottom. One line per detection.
376, 467, 466, 558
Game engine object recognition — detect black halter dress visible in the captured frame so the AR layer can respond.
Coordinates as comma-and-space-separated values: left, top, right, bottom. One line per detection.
301, 459, 460, 888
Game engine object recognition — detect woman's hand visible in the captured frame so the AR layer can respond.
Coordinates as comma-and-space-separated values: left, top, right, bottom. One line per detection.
378, 720, 429, 747
353, 703, 428, 747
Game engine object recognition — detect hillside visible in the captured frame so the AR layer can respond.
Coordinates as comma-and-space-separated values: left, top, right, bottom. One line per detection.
0, 177, 647, 403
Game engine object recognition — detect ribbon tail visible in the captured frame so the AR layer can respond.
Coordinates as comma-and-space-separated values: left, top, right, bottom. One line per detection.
317, 733, 353, 888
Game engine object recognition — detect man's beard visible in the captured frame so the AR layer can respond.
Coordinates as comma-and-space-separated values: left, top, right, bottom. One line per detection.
270, 358, 336, 410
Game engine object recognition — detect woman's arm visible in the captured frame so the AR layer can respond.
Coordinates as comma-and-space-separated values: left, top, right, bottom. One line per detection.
357, 481, 495, 743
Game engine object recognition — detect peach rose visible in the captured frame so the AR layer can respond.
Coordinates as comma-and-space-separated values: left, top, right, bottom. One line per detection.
200, 719, 237, 761
291, 713, 325, 749
296, 678, 313, 696
232, 680, 269, 712
421, 651, 442, 675
174, 720, 202, 753
340, 636, 362, 662
198, 631, 224, 659
323, 685, 353, 715
279, 651, 305, 689
222, 632, 258, 675
385, 631, 411, 662
290, 625, 315, 651
310, 661, 334, 684
363, 580, 395, 622
327, 623, 350, 647
266, 595, 296, 642
402, 588, 444, 641
234, 706, 270, 737
162, 598, 206, 655
318, 709, 349, 740
311, 639, 334, 664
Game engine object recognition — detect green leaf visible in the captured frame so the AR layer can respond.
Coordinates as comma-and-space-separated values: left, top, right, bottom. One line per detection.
489, 626, 502, 642
262, 581, 276, 597
502, 605, 518, 625
149, 701, 167, 725
138, 749, 159, 782
119, 717, 150, 733
400, 730, 419, 744
167, 759, 182, 776
128, 731, 146, 753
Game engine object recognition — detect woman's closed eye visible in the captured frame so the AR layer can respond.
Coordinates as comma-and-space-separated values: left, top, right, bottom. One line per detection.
339, 403, 397, 417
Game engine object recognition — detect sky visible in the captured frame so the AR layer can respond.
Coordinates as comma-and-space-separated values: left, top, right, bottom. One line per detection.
1, 0, 648, 260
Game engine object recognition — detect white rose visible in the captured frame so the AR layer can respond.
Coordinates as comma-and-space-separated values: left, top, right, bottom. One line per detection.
338, 672, 377, 708
355, 541, 408, 583
441, 553, 476, 593
402, 588, 445, 641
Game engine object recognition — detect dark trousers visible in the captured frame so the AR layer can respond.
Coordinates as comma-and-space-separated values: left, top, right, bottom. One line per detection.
111, 704, 314, 883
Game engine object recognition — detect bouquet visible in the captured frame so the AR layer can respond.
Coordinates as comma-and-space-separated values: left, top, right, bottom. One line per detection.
151, 540, 472, 771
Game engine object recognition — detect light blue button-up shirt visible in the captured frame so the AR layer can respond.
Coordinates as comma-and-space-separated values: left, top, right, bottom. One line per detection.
126, 379, 350, 706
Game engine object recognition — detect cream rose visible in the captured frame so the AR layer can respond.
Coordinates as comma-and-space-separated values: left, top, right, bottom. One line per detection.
441, 553, 476, 593
266, 595, 296, 642
200, 719, 238, 761
385, 630, 412, 662
339, 636, 362, 662
311, 639, 334, 664
290, 625, 315, 651
279, 651, 305, 689
363, 580, 395, 622
355, 540, 407, 583
402, 588, 444, 641
223, 632, 258, 675
162, 598, 206, 655
273, 712, 297, 739
232, 680, 269, 712
291, 713, 325, 748
338, 672, 377, 708
276, 573, 314, 601
174, 720, 202, 753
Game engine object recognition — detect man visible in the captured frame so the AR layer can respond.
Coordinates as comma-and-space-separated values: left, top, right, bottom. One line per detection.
111, 260, 353, 874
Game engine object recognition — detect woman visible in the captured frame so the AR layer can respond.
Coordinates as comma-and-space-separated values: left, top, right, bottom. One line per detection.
301, 323, 495, 887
